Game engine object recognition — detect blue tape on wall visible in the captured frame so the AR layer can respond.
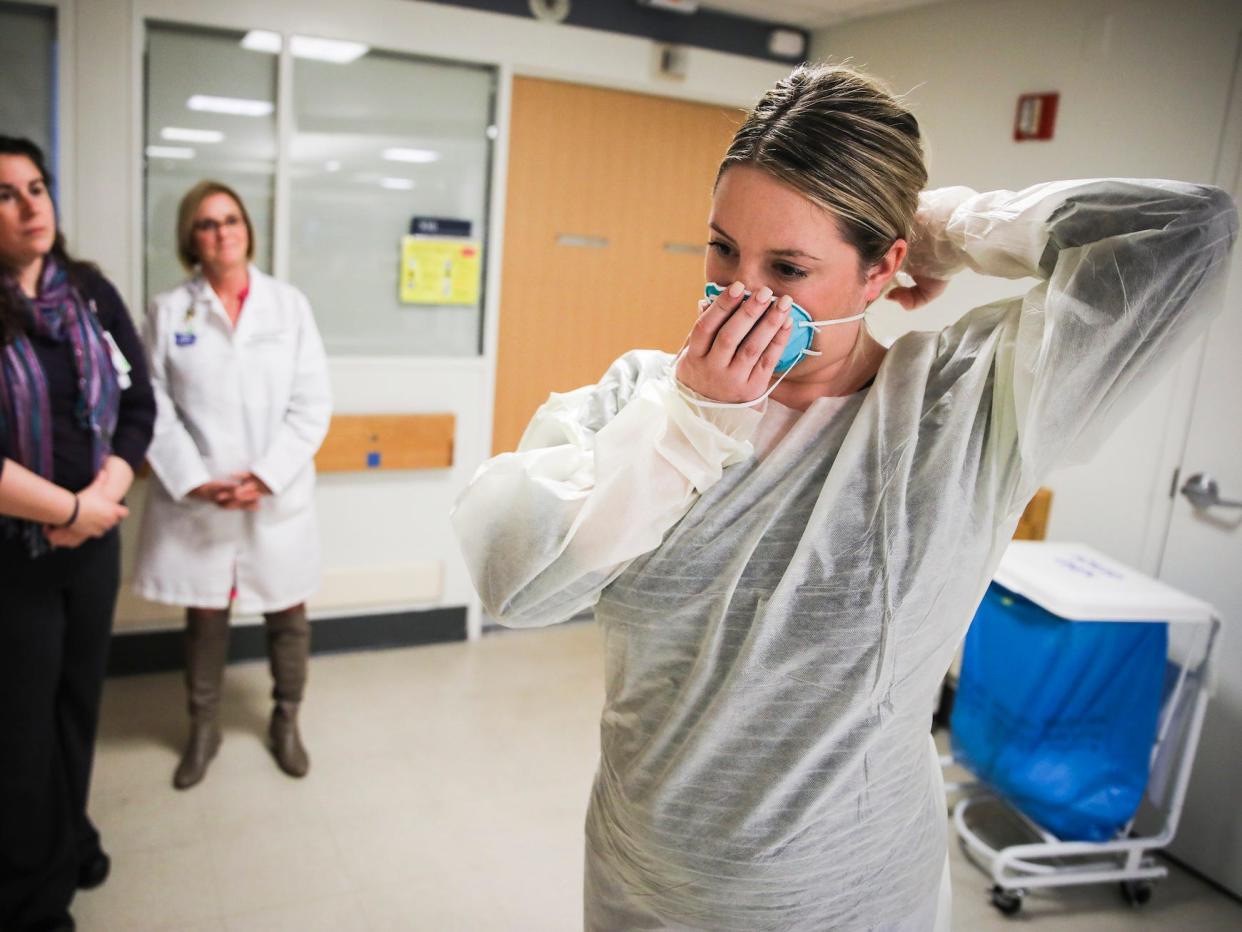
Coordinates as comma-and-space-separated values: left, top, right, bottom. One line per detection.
414, 0, 808, 64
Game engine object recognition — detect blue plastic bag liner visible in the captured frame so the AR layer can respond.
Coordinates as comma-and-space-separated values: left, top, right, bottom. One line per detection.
950, 583, 1167, 841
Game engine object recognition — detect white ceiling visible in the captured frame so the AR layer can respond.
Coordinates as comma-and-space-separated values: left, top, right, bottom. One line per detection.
697, 0, 950, 30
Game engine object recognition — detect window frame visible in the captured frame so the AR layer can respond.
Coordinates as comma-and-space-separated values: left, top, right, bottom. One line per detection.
1, 0, 76, 240
139, 15, 499, 359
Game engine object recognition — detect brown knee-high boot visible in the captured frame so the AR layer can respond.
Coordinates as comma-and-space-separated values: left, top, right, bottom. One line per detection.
173, 607, 231, 789
264, 604, 310, 777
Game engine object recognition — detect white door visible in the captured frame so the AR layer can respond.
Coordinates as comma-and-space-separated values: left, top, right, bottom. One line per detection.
1157, 35, 1242, 897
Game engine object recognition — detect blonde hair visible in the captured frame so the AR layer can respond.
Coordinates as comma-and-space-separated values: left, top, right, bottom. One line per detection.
175, 180, 255, 270
718, 63, 927, 274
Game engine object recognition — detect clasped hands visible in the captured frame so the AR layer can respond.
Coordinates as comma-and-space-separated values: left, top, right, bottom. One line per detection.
188, 472, 272, 512
44, 457, 133, 549
44, 466, 269, 550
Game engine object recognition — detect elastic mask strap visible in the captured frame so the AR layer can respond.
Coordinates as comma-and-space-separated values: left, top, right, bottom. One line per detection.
794, 312, 866, 358
802, 311, 867, 328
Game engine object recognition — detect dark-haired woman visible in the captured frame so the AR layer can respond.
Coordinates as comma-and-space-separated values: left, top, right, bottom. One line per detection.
0, 137, 154, 932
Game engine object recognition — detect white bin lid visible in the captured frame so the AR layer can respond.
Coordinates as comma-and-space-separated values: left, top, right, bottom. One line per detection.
994, 542, 1215, 623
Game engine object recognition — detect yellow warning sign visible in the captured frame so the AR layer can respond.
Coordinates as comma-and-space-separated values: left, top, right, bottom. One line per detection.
399, 236, 482, 306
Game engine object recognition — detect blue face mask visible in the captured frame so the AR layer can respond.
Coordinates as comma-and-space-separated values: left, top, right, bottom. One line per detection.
703, 283, 867, 373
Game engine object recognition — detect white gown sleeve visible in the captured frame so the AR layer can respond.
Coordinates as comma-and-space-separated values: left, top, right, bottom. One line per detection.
909, 179, 1237, 509
141, 298, 212, 500
451, 350, 763, 627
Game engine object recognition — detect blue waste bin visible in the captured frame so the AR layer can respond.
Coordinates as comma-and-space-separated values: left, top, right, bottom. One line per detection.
950, 583, 1167, 842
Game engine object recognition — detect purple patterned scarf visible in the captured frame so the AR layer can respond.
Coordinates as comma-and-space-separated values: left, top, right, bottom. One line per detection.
0, 256, 121, 555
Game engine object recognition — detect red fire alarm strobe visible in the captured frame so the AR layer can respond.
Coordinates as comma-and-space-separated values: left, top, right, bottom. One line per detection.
1014, 92, 1059, 141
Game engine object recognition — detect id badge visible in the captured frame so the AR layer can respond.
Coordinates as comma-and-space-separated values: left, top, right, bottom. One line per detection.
102, 331, 134, 389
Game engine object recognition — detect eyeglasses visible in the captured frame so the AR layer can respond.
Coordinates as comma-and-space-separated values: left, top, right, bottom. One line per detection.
193, 214, 244, 235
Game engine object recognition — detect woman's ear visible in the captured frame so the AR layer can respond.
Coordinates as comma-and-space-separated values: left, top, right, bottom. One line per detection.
863, 238, 908, 302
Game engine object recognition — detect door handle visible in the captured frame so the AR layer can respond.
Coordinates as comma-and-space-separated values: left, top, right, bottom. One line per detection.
555, 234, 608, 249
1180, 472, 1242, 510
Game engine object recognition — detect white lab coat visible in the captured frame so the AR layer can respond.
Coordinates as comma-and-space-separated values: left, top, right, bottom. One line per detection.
133, 266, 332, 613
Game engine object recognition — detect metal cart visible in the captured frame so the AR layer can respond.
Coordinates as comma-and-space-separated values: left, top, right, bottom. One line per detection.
942, 542, 1220, 916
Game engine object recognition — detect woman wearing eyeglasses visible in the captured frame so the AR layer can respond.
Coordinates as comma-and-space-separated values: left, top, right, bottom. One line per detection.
132, 180, 331, 789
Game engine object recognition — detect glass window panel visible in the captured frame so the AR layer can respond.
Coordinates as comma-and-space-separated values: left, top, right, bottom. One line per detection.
144, 23, 277, 304
289, 45, 496, 356
0, 2, 56, 168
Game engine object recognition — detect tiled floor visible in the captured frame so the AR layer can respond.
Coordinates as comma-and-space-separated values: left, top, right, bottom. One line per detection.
75, 622, 1242, 930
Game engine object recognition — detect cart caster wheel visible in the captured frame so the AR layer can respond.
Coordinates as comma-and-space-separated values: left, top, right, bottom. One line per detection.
1120, 879, 1154, 906
990, 885, 1024, 916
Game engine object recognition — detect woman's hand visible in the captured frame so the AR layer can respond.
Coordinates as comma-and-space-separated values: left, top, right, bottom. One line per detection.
44, 524, 89, 549
74, 472, 129, 535
215, 472, 270, 511
676, 281, 793, 404
45, 472, 128, 547
46, 457, 137, 547
96, 456, 135, 503
886, 273, 948, 310
187, 474, 269, 511
188, 479, 239, 505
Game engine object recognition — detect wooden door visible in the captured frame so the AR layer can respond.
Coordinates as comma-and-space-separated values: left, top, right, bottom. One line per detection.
493, 77, 742, 453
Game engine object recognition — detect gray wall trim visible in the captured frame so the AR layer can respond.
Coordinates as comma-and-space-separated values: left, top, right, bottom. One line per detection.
107, 606, 468, 676
416, 0, 808, 64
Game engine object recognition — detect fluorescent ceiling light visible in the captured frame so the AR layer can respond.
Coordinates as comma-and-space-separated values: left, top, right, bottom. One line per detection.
380, 177, 415, 190
161, 127, 224, 143
382, 148, 439, 164
240, 30, 282, 54
187, 95, 274, 117
240, 30, 368, 64
292, 36, 368, 64
146, 145, 195, 159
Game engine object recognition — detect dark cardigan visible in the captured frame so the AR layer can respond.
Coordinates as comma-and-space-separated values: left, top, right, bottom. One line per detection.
0, 268, 155, 491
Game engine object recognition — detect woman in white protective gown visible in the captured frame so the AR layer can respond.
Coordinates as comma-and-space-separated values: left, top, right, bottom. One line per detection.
452, 64, 1237, 931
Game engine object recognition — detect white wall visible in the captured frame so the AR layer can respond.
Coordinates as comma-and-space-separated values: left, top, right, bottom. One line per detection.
49, 0, 792, 634
815, 0, 1242, 570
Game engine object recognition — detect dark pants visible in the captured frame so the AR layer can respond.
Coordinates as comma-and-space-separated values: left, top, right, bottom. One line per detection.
0, 531, 119, 930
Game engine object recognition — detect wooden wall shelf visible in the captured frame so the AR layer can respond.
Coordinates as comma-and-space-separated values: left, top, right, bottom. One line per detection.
314, 414, 455, 473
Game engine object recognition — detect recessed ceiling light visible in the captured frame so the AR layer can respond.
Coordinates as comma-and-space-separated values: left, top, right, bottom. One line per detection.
161, 127, 225, 143
382, 148, 439, 164
145, 145, 195, 159
187, 95, 274, 117
380, 177, 415, 190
